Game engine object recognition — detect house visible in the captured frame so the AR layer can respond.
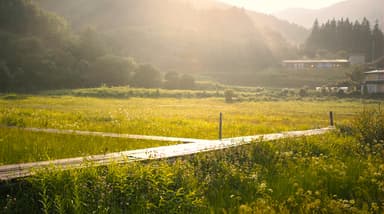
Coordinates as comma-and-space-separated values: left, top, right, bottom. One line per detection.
348, 55, 365, 65
368, 55, 384, 70
282, 59, 350, 70
361, 70, 384, 94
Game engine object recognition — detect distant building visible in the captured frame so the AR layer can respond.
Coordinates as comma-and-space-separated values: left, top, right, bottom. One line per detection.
368, 55, 384, 69
348, 55, 365, 65
282, 59, 350, 70
361, 70, 384, 94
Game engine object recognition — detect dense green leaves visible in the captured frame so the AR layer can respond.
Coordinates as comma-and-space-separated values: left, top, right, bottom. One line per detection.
306, 18, 384, 61
0, 0, 197, 92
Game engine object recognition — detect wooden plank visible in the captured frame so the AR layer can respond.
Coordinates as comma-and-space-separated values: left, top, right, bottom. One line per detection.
0, 127, 334, 181
6, 126, 213, 143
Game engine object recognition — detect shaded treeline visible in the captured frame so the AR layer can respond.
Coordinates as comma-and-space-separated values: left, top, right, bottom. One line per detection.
305, 18, 384, 61
0, 0, 195, 92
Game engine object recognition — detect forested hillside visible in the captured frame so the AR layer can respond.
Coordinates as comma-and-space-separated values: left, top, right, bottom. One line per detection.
246, 11, 309, 45
0, 0, 194, 92
275, 0, 384, 29
0, 0, 76, 91
36, 0, 300, 73
0, 0, 307, 92
305, 18, 384, 61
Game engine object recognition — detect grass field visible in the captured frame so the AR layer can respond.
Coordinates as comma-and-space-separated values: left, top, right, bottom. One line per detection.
1, 91, 384, 213
2, 132, 384, 213
0, 93, 379, 165
0, 127, 176, 165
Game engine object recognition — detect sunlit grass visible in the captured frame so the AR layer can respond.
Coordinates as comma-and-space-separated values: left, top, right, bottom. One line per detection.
0, 127, 176, 165
1, 92, 384, 212
0, 96, 371, 140
0, 94, 377, 165
2, 133, 384, 213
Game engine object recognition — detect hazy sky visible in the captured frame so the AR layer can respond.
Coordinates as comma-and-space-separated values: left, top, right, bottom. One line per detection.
216, 0, 346, 13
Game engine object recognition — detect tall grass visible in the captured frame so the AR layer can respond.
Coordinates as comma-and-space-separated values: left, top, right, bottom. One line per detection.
1, 94, 384, 212
0, 127, 176, 165
2, 132, 384, 213
0, 94, 375, 165
0, 96, 366, 139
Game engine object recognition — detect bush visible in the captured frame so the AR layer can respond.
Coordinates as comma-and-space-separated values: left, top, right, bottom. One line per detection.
353, 108, 384, 152
299, 88, 308, 97
224, 89, 235, 103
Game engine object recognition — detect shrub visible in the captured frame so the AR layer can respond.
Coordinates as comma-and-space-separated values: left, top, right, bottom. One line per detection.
299, 88, 307, 97
224, 89, 235, 103
352, 108, 384, 151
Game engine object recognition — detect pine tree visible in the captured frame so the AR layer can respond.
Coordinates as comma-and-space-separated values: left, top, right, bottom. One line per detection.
305, 18, 384, 61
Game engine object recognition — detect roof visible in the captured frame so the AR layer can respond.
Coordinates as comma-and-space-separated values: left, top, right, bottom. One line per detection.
369, 55, 384, 65
283, 59, 349, 63
364, 70, 384, 74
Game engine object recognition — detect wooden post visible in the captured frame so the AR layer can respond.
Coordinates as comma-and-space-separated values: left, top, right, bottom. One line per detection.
219, 112, 223, 140
329, 111, 334, 126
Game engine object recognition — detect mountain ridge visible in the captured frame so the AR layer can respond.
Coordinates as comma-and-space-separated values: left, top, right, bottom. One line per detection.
275, 0, 384, 29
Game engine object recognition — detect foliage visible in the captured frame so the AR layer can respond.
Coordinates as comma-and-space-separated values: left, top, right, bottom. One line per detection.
88, 55, 137, 87
2, 131, 384, 213
217, 67, 351, 89
305, 18, 384, 61
131, 64, 162, 88
224, 89, 235, 103
298, 88, 308, 97
163, 72, 195, 90
352, 107, 384, 151
0, 0, 193, 92
179, 74, 196, 90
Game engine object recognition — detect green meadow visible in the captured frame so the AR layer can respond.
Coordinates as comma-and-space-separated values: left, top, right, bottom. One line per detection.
1, 90, 384, 213
0, 94, 370, 164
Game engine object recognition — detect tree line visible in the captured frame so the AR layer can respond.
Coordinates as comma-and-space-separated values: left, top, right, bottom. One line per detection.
305, 18, 384, 61
0, 0, 194, 92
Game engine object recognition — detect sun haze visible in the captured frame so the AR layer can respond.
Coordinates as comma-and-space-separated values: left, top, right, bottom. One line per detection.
216, 0, 347, 13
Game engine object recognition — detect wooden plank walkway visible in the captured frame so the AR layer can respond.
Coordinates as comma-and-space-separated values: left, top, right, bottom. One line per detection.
9, 126, 213, 144
0, 127, 334, 181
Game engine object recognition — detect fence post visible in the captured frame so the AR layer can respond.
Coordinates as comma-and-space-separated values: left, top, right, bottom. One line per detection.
219, 112, 223, 140
329, 111, 334, 126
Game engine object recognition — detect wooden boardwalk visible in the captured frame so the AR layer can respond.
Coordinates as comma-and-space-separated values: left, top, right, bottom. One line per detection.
0, 127, 334, 181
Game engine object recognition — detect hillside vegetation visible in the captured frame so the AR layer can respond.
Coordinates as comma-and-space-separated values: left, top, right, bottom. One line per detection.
305, 18, 384, 62
0, 0, 312, 92
36, 0, 289, 73
276, 0, 384, 29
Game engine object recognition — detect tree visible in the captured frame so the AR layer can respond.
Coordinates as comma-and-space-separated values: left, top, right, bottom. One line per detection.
0, 61, 11, 91
91, 55, 137, 86
74, 27, 106, 61
372, 21, 384, 61
132, 64, 162, 88
306, 18, 384, 61
163, 72, 180, 89
224, 89, 235, 103
346, 65, 366, 91
179, 74, 195, 89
